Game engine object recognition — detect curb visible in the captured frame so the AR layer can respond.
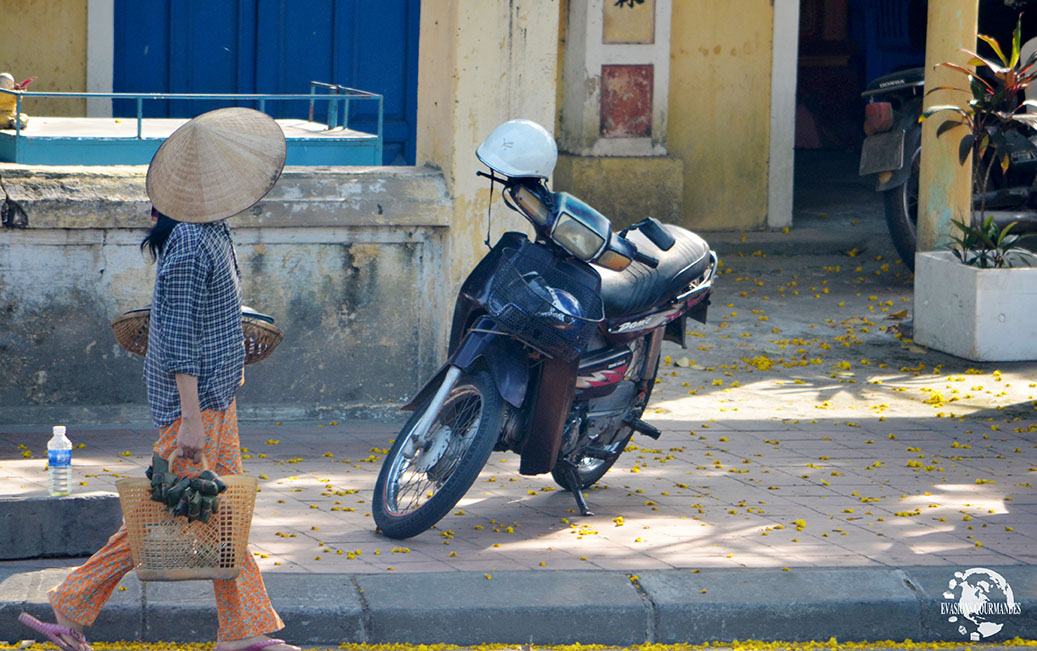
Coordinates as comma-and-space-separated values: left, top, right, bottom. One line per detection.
2, 566, 1033, 645
0, 493, 123, 560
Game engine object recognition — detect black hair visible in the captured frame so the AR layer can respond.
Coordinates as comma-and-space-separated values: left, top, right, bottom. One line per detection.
141, 207, 179, 260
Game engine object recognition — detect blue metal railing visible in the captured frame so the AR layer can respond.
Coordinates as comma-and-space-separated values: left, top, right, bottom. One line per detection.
0, 82, 383, 142
307, 82, 384, 138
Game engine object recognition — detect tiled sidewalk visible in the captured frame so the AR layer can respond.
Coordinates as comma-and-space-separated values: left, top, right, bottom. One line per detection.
2, 414, 1033, 574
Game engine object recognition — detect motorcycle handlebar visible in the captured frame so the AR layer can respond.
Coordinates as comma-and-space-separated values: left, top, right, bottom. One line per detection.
633, 250, 659, 268
478, 170, 660, 269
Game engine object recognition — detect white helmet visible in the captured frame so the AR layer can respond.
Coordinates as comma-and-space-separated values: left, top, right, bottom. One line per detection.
476, 119, 558, 179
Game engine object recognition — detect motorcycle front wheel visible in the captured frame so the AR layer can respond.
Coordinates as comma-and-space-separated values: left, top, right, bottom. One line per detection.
882, 144, 920, 271
373, 367, 504, 539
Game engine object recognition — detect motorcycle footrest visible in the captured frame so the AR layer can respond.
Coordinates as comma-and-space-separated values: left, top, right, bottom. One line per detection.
583, 446, 615, 460
626, 416, 661, 440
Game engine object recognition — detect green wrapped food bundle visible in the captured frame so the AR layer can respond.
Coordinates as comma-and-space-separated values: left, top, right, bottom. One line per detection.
145, 453, 228, 523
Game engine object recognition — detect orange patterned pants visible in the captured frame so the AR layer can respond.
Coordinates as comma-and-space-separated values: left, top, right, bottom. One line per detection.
49, 401, 284, 641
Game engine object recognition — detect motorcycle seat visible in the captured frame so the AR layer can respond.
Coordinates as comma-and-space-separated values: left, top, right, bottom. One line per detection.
863, 67, 924, 95
597, 223, 712, 318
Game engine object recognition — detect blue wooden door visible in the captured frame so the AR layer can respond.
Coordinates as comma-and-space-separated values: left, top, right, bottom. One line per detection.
113, 0, 419, 164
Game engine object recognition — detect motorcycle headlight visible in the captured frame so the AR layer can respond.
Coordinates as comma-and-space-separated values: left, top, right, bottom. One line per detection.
553, 210, 606, 260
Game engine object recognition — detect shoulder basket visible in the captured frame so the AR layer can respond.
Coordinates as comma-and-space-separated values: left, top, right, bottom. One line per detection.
111, 306, 284, 365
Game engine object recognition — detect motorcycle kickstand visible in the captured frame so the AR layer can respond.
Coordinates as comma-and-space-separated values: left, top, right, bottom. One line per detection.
562, 464, 594, 517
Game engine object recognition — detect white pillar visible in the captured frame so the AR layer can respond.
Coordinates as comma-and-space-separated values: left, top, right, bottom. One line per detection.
560, 0, 672, 156
767, 0, 800, 229
86, 0, 114, 117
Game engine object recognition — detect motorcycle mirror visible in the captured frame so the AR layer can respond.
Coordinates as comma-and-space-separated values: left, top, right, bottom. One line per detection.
636, 218, 676, 251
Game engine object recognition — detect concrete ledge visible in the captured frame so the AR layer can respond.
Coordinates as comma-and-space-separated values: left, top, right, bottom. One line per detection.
2, 567, 1035, 644
0, 164, 450, 424
0, 567, 141, 641
639, 567, 922, 643
0, 493, 122, 560
143, 579, 218, 642
902, 566, 1037, 642
264, 574, 366, 644
0, 164, 450, 229
356, 570, 647, 645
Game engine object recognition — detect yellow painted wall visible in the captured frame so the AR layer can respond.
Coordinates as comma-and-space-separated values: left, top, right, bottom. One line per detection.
417, 0, 560, 290
668, 1, 773, 230
0, 0, 87, 116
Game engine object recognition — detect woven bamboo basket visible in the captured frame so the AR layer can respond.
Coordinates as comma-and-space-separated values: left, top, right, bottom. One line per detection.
111, 306, 284, 365
110, 308, 151, 357
116, 451, 258, 581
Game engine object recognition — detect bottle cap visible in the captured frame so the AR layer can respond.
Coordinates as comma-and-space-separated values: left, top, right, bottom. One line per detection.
53, 425, 66, 436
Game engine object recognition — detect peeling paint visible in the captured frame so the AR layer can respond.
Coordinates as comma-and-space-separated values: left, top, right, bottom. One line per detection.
348, 243, 382, 269
0, 166, 449, 422
337, 182, 364, 196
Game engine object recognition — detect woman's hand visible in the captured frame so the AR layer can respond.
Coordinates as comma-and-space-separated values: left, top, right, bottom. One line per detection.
174, 373, 206, 462
177, 413, 206, 462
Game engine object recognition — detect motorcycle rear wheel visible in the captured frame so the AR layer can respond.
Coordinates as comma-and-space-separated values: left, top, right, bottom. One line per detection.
550, 342, 660, 491
373, 368, 504, 539
551, 429, 633, 490
882, 145, 920, 272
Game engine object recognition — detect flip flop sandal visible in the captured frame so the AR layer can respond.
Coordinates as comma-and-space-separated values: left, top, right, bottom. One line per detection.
215, 640, 291, 651
18, 613, 91, 651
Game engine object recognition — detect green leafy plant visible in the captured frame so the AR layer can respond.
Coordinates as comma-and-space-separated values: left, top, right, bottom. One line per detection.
949, 215, 1035, 268
920, 14, 1037, 260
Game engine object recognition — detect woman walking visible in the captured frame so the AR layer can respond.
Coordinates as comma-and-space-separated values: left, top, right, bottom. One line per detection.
20, 108, 298, 651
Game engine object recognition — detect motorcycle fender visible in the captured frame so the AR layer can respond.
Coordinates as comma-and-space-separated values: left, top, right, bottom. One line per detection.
519, 355, 578, 476
663, 313, 687, 348
402, 320, 529, 411
687, 297, 709, 324
402, 365, 451, 412
873, 104, 922, 192
873, 146, 916, 191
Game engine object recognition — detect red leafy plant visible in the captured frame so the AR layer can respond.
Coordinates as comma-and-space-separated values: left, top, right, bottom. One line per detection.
921, 15, 1037, 266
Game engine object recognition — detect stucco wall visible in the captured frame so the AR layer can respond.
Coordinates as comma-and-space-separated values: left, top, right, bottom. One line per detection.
0, 0, 564, 423
417, 0, 560, 294
0, 0, 88, 116
0, 165, 450, 424
668, 1, 773, 230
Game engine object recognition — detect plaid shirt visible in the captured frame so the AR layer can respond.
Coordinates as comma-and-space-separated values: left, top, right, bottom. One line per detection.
144, 221, 244, 427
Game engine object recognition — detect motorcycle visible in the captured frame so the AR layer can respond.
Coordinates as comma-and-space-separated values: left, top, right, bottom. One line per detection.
372, 119, 718, 539
859, 65, 1037, 270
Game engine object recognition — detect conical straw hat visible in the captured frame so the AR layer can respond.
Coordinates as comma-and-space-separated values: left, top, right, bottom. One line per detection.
146, 107, 287, 223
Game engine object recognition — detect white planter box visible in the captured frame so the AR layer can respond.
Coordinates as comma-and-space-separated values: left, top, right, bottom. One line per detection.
914, 250, 1037, 362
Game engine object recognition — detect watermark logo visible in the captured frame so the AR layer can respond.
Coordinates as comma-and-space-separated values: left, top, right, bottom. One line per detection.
941, 567, 1021, 641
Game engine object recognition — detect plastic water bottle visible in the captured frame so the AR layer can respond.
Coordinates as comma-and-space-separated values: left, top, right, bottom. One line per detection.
48, 425, 72, 496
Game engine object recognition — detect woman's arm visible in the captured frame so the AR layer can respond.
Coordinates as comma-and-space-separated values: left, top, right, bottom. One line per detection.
158, 226, 211, 462
175, 373, 205, 462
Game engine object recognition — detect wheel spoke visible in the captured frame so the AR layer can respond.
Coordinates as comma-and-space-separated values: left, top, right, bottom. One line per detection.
384, 385, 484, 516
